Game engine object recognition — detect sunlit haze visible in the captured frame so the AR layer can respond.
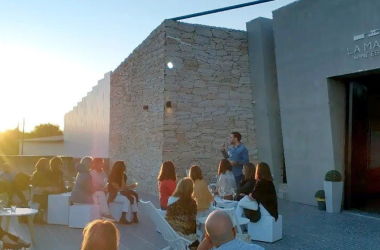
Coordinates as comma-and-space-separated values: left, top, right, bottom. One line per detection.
0, 0, 294, 132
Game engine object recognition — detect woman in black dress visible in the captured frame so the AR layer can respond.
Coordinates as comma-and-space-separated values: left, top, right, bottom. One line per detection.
108, 161, 139, 224
237, 162, 256, 200
249, 162, 279, 221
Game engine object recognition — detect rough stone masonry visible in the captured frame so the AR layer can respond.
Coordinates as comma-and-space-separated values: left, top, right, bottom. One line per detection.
110, 20, 256, 195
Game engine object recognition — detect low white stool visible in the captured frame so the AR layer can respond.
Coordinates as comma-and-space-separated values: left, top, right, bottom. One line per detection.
48, 193, 71, 225
69, 204, 101, 228
247, 205, 282, 243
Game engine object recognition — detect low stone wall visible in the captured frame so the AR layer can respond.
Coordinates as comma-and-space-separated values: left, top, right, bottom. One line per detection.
0, 155, 110, 177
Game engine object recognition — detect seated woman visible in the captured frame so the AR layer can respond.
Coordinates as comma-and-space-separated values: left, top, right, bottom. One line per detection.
158, 161, 177, 210
0, 226, 30, 249
90, 158, 115, 220
237, 162, 256, 201
1, 163, 28, 207
108, 161, 138, 225
81, 219, 119, 250
216, 159, 236, 200
166, 177, 197, 235
71, 157, 94, 205
31, 158, 53, 223
188, 165, 213, 215
249, 162, 279, 221
49, 157, 65, 194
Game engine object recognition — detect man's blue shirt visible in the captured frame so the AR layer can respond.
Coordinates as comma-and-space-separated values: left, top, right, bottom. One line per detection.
222, 143, 249, 177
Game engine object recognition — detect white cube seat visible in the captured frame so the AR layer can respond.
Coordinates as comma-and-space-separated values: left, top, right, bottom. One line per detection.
69, 204, 101, 228
48, 193, 71, 225
247, 205, 282, 243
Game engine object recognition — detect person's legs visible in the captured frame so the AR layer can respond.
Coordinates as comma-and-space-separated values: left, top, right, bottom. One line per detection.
131, 196, 139, 223
114, 195, 131, 224
92, 191, 110, 215
0, 226, 30, 247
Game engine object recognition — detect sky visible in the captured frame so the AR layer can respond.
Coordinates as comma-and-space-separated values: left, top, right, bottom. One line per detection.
0, 0, 295, 132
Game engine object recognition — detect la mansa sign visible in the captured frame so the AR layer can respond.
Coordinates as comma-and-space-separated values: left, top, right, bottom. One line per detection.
347, 29, 380, 60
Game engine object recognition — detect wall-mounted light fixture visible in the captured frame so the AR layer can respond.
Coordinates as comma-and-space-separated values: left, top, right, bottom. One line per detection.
166, 101, 172, 108
167, 62, 174, 69
143, 105, 149, 110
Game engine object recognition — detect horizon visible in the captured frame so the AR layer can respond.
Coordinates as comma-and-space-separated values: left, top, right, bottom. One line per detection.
0, 0, 295, 132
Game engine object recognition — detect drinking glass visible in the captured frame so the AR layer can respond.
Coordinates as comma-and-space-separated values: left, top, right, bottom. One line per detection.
219, 187, 225, 201
103, 178, 108, 187
10, 205, 16, 213
132, 178, 138, 186
64, 181, 70, 190
231, 188, 237, 201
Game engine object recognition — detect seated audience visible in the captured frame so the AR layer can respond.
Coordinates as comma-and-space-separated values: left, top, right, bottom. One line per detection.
49, 157, 65, 194
0, 226, 31, 249
158, 161, 177, 210
81, 220, 119, 250
71, 157, 94, 204
108, 161, 139, 225
31, 158, 53, 222
188, 165, 213, 214
237, 162, 256, 200
249, 162, 279, 221
0, 163, 28, 207
197, 210, 264, 250
216, 159, 236, 200
90, 158, 115, 220
166, 177, 197, 235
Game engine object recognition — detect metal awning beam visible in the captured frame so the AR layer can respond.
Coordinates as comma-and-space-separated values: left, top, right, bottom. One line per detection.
169, 0, 275, 21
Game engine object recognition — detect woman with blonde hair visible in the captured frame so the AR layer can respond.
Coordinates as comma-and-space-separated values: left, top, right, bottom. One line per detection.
166, 177, 197, 235
81, 220, 120, 250
189, 165, 213, 214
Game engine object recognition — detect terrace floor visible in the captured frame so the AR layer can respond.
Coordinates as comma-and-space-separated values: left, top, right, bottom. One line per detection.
4, 193, 380, 250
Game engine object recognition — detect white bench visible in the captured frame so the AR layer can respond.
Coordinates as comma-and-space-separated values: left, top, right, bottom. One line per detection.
239, 202, 283, 243
69, 204, 101, 228
48, 193, 71, 225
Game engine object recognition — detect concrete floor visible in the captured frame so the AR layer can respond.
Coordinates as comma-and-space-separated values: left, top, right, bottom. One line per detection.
4, 193, 380, 250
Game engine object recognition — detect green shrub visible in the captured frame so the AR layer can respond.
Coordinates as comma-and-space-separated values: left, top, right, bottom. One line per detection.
325, 170, 342, 182
315, 190, 325, 199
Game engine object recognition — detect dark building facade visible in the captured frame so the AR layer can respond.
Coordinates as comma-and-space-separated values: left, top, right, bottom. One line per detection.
248, 0, 380, 208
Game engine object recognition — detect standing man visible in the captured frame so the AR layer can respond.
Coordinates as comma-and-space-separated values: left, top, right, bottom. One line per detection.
221, 132, 249, 189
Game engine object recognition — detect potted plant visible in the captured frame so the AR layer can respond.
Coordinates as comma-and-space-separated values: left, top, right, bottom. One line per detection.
315, 190, 326, 211
323, 170, 343, 213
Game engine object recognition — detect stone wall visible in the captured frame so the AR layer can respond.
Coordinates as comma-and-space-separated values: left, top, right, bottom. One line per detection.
109, 23, 166, 194
163, 21, 257, 182
110, 20, 257, 196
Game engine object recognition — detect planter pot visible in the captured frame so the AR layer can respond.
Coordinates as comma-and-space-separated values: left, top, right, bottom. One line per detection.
324, 181, 343, 213
317, 200, 326, 211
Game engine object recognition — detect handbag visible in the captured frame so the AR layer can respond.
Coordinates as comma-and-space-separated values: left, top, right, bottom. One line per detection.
243, 203, 261, 223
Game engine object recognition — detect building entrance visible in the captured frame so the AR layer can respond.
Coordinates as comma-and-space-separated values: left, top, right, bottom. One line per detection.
345, 74, 380, 213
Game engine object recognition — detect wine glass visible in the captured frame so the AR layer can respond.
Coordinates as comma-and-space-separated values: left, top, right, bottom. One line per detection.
219, 187, 225, 201
103, 178, 108, 187
208, 185, 214, 196
132, 178, 138, 188
231, 188, 237, 201
64, 181, 70, 191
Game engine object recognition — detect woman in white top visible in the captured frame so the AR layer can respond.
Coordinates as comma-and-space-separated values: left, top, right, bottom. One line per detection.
216, 159, 236, 200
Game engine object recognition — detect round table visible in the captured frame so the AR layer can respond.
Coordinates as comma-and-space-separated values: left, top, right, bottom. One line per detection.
0, 208, 38, 245
214, 196, 239, 209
